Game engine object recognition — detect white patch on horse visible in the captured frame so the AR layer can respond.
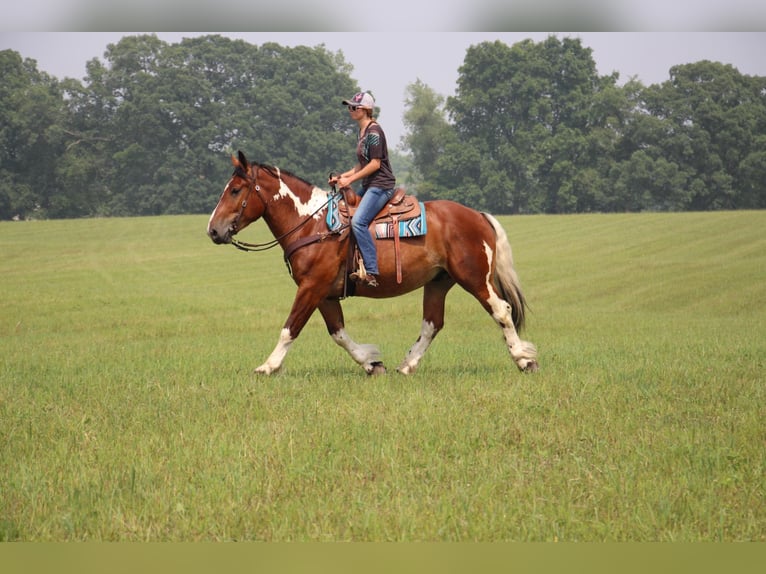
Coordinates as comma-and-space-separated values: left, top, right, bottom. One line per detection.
207, 181, 232, 231
272, 168, 328, 219
482, 241, 513, 325
207, 206, 216, 230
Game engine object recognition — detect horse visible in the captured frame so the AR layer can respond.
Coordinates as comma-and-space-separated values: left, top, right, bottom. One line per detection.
207, 151, 538, 376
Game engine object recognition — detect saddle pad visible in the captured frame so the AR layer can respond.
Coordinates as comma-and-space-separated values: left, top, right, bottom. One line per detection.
326, 195, 345, 232
326, 195, 427, 238
374, 208, 427, 239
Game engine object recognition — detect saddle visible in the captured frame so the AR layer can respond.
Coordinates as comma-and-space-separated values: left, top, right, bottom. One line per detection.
336, 187, 422, 223
334, 187, 424, 287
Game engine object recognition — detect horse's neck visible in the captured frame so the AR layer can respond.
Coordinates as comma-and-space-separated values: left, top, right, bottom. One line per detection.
262, 173, 329, 237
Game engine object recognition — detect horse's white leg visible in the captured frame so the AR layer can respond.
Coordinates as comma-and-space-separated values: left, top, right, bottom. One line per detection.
480, 242, 538, 372
448, 238, 537, 373
397, 320, 438, 375
254, 288, 322, 375
255, 328, 293, 374
318, 299, 385, 375
397, 279, 452, 375
331, 328, 384, 374
485, 288, 538, 372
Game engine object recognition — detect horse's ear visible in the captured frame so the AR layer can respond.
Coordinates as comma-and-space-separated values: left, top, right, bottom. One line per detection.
237, 150, 249, 170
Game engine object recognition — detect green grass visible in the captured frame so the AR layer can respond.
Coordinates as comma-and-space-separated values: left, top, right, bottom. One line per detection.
1, 211, 764, 541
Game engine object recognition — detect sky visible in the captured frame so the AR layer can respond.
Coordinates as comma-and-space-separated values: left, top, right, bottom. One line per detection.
3, 31, 765, 148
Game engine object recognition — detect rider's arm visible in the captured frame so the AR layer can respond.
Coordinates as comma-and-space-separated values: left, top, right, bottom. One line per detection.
330, 159, 381, 189
341, 159, 380, 187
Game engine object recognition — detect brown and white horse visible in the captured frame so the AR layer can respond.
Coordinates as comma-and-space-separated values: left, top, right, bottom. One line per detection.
207, 151, 538, 375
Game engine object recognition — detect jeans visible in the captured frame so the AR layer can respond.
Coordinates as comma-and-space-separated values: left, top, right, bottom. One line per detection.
351, 186, 394, 275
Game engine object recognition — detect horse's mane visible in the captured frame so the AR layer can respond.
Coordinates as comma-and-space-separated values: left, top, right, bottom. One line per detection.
253, 162, 315, 188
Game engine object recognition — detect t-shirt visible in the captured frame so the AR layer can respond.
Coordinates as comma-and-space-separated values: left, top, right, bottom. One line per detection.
356, 122, 396, 190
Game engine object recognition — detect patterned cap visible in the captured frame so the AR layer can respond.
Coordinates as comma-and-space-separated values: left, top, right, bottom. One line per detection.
341, 92, 375, 109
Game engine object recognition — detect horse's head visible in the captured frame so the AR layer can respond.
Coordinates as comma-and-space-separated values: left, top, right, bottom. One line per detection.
207, 151, 273, 244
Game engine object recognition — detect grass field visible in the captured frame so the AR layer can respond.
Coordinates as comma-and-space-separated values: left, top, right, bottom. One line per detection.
1, 211, 764, 541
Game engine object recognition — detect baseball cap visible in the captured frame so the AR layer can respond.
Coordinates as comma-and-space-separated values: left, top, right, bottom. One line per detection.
342, 92, 375, 109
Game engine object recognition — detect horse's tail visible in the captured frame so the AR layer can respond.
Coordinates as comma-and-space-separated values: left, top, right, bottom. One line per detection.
482, 213, 527, 332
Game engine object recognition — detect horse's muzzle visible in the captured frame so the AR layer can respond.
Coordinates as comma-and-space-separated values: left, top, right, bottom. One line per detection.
207, 225, 233, 244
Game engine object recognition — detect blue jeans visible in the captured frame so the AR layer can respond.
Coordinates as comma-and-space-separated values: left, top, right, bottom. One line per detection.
351, 186, 394, 275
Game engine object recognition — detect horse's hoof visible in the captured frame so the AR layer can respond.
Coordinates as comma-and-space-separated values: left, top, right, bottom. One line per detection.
522, 360, 539, 373
368, 362, 387, 376
253, 364, 279, 375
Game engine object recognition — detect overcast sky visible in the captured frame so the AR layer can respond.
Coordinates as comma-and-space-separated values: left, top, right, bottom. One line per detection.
2, 32, 765, 147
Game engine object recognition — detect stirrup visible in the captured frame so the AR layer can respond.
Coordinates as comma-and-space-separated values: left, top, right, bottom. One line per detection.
350, 258, 377, 286
351, 260, 368, 282
350, 271, 378, 287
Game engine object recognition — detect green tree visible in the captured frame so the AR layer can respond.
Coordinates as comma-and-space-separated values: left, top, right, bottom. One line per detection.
68, 34, 359, 216
440, 39, 547, 212
401, 79, 455, 199
0, 50, 69, 219
738, 135, 766, 208
639, 61, 766, 210
442, 36, 614, 213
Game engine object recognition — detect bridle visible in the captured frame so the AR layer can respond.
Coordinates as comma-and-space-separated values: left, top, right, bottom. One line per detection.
228, 164, 340, 253
229, 164, 265, 235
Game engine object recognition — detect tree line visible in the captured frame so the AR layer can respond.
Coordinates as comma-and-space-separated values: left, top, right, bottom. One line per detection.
1, 34, 764, 220
403, 37, 766, 213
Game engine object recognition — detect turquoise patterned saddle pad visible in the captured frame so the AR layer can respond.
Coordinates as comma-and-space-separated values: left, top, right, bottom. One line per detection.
326, 194, 427, 239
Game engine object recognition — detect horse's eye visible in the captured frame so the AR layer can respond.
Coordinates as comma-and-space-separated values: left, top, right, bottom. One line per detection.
231, 187, 241, 196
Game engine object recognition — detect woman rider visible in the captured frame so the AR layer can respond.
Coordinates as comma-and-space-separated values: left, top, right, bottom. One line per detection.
329, 91, 396, 288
